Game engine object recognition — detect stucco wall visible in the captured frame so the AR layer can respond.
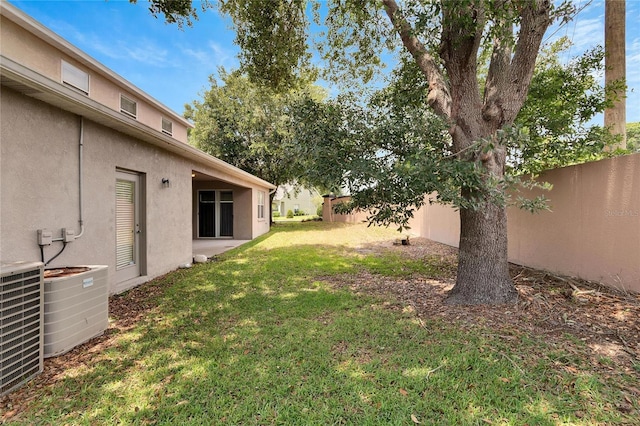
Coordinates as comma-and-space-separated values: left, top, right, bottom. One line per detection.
410, 202, 460, 247
1, 13, 189, 143
322, 196, 369, 223
254, 189, 271, 237
1, 88, 193, 294
1, 17, 61, 82
415, 155, 640, 293
235, 188, 255, 239
1, 5, 275, 295
507, 154, 640, 293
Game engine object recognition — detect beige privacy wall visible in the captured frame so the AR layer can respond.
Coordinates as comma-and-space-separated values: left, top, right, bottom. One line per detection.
322, 196, 370, 223
324, 154, 640, 293
413, 154, 640, 293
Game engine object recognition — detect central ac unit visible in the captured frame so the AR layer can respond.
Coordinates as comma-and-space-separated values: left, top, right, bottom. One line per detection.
1, 261, 44, 396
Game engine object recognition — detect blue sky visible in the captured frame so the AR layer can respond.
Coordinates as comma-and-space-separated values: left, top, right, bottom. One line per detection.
7, 0, 640, 123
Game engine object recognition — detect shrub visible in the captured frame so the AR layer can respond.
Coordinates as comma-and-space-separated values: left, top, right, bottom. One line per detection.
272, 211, 281, 218
286, 209, 294, 219
302, 217, 323, 222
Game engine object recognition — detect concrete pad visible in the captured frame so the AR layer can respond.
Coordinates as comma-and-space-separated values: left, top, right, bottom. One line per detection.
192, 239, 250, 258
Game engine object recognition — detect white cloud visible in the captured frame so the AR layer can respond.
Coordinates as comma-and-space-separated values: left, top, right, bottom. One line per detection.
48, 19, 171, 67
628, 39, 640, 79
544, 0, 640, 122
568, 17, 604, 50
208, 41, 234, 65
183, 47, 210, 64
89, 37, 171, 67
543, 3, 604, 59
123, 42, 170, 67
181, 41, 237, 70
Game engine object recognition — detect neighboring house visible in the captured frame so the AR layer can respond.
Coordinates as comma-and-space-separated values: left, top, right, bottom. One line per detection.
272, 184, 321, 216
0, 3, 275, 294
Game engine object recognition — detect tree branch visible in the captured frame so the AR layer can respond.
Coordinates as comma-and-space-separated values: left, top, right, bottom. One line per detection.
484, 1, 513, 126
438, 0, 486, 148
382, 0, 451, 120
440, 1, 485, 95
503, 0, 552, 123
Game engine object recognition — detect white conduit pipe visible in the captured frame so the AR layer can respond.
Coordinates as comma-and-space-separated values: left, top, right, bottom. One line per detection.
75, 116, 85, 239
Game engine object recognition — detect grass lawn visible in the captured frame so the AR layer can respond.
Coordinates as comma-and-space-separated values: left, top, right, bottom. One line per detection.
2, 222, 638, 424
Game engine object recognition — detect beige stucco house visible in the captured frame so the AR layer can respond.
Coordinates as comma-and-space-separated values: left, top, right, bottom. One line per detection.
272, 184, 321, 217
0, 3, 275, 294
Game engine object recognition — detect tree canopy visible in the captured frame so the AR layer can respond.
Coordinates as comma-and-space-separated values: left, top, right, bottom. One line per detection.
142, 0, 590, 305
184, 68, 325, 194
627, 122, 640, 152
290, 34, 618, 227
129, 0, 206, 28
512, 38, 619, 174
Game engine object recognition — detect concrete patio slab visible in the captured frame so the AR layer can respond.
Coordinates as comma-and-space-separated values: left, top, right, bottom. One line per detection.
192, 239, 250, 258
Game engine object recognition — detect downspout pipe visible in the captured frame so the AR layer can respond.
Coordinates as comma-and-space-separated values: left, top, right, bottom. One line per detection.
75, 116, 85, 239
269, 187, 278, 225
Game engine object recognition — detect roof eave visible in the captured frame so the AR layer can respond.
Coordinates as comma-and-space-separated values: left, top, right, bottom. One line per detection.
1, 55, 276, 190
1, 2, 192, 128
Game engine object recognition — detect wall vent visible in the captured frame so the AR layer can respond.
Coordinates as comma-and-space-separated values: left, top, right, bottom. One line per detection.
61, 60, 89, 95
1, 261, 44, 396
120, 94, 137, 119
161, 118, 173, 136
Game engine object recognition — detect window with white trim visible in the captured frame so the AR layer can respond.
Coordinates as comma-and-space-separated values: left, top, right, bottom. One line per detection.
257, 191, 265, 219
61, 60, 89, 94
162, 118, 173, 136
120, 94, 137, 119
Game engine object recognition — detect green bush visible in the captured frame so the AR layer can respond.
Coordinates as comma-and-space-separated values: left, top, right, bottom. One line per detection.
286, 209, 294, 219
272, 211, 281, 218
294, 210, 306, 216
302, 217, 323, 222
316, 205, 323, 217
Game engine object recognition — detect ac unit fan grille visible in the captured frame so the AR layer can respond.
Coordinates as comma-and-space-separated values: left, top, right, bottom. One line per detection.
1, 262, 43, 396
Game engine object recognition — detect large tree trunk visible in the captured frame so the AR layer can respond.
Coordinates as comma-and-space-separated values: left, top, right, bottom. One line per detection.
383, 0, 551, 305
446, 127, 517, 305
447, 195, 517, 304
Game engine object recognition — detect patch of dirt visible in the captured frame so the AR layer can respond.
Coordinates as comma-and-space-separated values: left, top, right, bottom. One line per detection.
331, 237, 640, 402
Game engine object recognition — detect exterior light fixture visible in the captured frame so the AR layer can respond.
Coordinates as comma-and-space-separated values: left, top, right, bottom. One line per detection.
162, 178, 170, 188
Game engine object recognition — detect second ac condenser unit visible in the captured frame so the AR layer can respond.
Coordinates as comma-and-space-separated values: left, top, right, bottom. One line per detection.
43, 265, 108, 358
1, 261, 44, 396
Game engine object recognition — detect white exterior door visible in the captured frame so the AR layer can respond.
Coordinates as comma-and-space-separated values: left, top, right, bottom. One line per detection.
115, 171, 140, 283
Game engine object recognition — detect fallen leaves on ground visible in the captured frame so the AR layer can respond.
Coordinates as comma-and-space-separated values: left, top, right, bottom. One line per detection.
333, 238, 640, 399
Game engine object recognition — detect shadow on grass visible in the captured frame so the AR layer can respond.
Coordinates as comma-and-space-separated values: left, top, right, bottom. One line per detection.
9, 223, 636, 425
